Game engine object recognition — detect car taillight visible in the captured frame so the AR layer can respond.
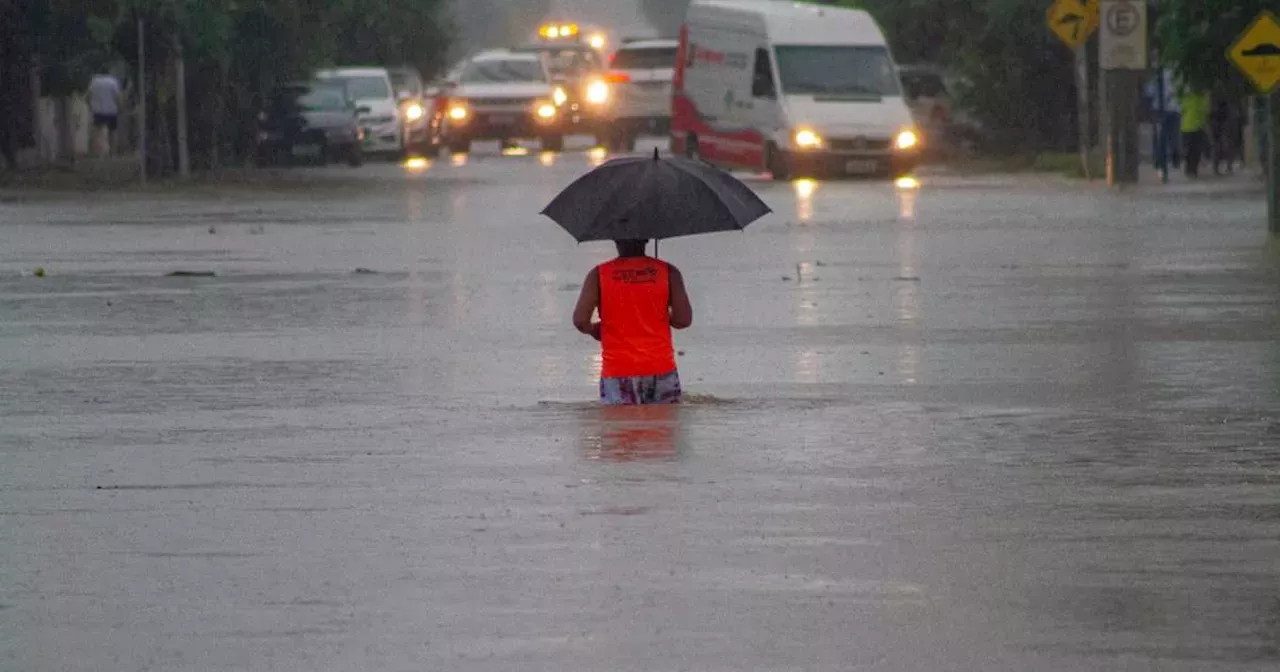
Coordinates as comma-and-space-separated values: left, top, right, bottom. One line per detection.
603, 71, 631, 84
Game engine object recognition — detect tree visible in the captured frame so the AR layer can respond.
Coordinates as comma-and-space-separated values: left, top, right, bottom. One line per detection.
1155, 0, 1272, 95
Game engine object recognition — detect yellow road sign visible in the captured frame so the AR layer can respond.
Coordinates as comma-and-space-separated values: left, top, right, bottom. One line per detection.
1228, 11, 1280, 94
1047, 0, 1100, 49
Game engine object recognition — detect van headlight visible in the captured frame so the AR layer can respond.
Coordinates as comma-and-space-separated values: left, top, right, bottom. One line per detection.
552, 86, 568, 107
793, 128, 823, 150
894, 129, 920, 151
585, 80, 609, 105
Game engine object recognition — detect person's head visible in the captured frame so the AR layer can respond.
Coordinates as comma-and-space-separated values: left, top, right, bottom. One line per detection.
615, 239, 648, 257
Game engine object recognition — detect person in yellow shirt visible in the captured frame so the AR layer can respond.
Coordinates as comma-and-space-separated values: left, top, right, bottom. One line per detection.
1179, 89, 1210, 178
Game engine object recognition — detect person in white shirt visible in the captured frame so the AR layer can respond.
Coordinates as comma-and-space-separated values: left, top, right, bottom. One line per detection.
87, 72, 122, 156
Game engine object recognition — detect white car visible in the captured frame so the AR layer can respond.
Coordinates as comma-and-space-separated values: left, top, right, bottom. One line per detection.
440, 49, 568, 154
601, 38, 679, 152
315, 67, 403, 157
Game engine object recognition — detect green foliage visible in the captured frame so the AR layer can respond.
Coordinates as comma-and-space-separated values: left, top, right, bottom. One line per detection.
1155, 0, 1271, 95
18, 0, 453, 168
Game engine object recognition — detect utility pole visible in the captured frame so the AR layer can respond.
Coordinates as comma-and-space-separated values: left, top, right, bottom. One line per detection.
137, 17, 146, 185
174, 34, 190, 178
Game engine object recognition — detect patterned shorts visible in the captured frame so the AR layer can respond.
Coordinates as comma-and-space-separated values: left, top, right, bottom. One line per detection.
599, 370, 682, 405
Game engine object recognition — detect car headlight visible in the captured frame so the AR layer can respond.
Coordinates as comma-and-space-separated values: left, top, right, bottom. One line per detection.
895, 129, 920, 151
448, 104, 469, 122
552, 86, 568, 107
405, 103, 424, 121
536, 102, 557, 120
794, 128, 823, 150
585, 80, 609, 105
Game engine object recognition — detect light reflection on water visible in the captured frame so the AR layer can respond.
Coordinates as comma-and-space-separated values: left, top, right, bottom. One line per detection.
580, 404, 681, 462
794, 178, 819, 222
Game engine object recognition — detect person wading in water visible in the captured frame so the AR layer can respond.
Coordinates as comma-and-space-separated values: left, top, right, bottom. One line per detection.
573, 239, 693, 404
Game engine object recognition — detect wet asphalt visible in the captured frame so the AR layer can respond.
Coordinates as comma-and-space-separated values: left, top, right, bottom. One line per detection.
2, 137, 1279, 671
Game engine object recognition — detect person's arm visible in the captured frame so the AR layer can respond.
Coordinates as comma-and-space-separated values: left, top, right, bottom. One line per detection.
668, 264, 692, 329
572, 268, 602, 340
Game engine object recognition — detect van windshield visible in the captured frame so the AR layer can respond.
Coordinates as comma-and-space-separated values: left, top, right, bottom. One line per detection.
774, 46, 900, 97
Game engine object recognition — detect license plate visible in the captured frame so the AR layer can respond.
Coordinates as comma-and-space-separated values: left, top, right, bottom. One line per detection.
292, 144, 320, 157
845, 159, 880, 174
488, 114, 516, 126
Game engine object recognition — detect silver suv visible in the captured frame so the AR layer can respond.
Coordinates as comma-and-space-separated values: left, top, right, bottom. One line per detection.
600, 38, 679, 152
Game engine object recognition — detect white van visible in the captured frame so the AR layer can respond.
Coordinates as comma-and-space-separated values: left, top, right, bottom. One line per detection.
671, 0, 921, 179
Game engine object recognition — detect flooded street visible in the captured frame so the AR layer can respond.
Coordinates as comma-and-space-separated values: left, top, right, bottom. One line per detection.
2, 138, 1279, 670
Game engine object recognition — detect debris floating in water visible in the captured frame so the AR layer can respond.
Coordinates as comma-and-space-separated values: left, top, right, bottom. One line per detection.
32, 266, 46, 277
166, 270, 216, 277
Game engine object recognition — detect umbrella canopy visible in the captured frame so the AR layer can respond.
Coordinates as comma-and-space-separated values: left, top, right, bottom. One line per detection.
541, 148, 771, 242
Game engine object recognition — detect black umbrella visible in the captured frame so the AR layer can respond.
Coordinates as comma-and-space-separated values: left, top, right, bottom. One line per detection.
541, 148, 771, 245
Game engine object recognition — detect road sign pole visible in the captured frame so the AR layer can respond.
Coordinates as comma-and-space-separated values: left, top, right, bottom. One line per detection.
1269, 92, 1279, 236
1100, 0, 1145, 185
1076, 44, 1092, 180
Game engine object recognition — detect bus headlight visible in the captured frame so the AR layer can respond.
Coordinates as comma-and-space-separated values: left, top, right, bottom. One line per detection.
894, 129, 920, 151
405, 103, 424, 121
794, 128, 823, 150
552, 86, 568, 107
585, 80, 609, 105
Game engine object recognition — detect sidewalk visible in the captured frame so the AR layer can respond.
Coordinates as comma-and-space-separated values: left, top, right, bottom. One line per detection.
1129, 162, 1266, 197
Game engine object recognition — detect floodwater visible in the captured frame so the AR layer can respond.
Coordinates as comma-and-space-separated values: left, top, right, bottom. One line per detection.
2, 138, 1279, 671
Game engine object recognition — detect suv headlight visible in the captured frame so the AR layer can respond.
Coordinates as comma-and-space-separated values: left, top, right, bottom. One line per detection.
405, 103, 425, 121
793, 128, 823, 150
535, 101, 558, 121
448, 103, 469, 122
894, 129, 920, 151
585, 80, 609, 105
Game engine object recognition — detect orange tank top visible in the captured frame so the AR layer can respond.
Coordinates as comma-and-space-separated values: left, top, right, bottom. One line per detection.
598, 257, 677, 378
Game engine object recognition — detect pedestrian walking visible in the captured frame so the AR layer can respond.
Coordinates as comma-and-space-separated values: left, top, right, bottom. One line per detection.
573, 240, 693, 405
1178, 88, 1210, 178
1210, 94, 1241, 175
86, 69, 122, 157
1144, 68, 1181, 169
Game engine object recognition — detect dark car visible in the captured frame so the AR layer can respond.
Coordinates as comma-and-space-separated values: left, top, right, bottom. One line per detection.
511, 43, 610, 145
255, 82, 364, 167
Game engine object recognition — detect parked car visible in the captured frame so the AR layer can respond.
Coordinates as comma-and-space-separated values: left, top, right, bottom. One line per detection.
599, 37, 679, 152
898, 64, 986, 154
511, 42, 610, 145
254, 81, 363, 167
315, 67, 403, 159
389, 65, 443, 157
898, 65, 951, 137
440, 49, 568, 153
